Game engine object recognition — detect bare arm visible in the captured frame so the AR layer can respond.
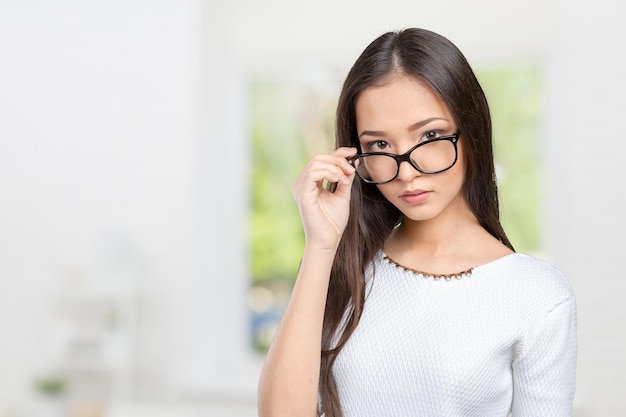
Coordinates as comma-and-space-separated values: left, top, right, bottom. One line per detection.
257, 147, 357, 417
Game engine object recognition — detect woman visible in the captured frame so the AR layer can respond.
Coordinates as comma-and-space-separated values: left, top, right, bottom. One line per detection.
258, 28, 577, 417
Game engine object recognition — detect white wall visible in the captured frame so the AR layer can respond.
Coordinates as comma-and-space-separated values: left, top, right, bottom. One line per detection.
0, 0, 624, 416
544, 0, 626, 415
0, 0, 201, 408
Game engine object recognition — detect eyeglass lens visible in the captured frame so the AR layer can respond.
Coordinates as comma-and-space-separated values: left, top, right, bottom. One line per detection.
355, 139, 456, 183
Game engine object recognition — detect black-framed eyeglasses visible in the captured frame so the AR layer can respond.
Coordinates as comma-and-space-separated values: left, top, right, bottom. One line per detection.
349, 132, 460, 185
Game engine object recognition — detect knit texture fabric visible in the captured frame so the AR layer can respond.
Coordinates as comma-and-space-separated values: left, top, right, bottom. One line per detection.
332, 252, 577, 417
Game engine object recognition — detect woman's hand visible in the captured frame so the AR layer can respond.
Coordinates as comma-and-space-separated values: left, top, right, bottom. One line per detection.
292, 147, 358, 250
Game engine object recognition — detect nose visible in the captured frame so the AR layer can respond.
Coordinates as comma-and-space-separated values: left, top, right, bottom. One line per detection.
395, 159, 421, 182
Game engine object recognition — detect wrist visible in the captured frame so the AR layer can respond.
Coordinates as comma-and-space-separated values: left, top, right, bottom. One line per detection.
301, 242, 339, 263
303, 238, 341, 254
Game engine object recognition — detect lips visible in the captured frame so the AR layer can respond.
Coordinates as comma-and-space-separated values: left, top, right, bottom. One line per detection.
400, 189, 431, 204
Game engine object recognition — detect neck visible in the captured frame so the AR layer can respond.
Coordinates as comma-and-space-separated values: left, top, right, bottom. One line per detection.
383, 197, 513, 273
387, 198, 481, 258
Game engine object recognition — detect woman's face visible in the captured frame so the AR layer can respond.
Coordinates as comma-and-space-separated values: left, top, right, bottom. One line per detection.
355, 74, 466, 222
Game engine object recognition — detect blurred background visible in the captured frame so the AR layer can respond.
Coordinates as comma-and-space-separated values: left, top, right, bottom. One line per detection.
0, 0, 624, 416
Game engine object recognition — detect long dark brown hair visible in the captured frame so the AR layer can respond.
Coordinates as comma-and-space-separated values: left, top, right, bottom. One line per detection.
318, 28, 514, 416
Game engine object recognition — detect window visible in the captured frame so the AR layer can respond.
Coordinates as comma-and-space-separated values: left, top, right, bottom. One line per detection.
248, 67, 542, 352
247, 74, 340, 352
479, 68, 542, 253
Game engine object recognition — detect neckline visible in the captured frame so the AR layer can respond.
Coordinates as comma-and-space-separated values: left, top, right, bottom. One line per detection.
383, 254, 473, 280
380, 251, 522, 281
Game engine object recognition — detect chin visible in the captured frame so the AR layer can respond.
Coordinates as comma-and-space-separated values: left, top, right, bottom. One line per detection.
397, 206, 442, 222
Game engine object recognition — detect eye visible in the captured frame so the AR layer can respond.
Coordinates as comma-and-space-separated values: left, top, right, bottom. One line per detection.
421, 130, 444, 142
365, 140, 390, 152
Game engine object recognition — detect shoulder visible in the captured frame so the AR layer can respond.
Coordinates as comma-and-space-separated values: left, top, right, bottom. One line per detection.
489, 252, 575, 317
507, 253, 572, 294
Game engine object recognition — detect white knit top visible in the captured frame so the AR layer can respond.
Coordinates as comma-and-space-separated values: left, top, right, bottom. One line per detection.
331, 251, 577, 417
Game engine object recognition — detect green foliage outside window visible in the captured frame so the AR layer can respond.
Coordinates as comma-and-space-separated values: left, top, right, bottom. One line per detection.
478, 68, 542, 253
250, 80, 337, 285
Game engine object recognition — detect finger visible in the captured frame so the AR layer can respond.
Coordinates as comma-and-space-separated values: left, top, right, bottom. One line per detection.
307, 156, 355, 183
293, 165, 344, 199
332, 146, 358, 157
313, 151, 356, 170
320, 164, 355, 194
321, 161, 357, 193
334, 169, 356, 196
293, 150, 357, 196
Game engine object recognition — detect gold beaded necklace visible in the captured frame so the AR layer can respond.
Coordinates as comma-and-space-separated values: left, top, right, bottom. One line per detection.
383, 255, 473, 281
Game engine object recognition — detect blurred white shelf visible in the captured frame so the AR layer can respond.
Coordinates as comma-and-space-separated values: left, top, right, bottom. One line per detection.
45, 278, 139, 403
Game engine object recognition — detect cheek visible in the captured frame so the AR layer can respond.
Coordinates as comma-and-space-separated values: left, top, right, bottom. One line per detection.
452, 143, 467, 184
436, 153, 467, 199
456, 153, 467, 183
450, 158, 467, 190
375, 183, 394, 200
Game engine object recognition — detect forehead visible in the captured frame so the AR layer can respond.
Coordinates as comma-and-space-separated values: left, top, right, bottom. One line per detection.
355, 75, 452, 129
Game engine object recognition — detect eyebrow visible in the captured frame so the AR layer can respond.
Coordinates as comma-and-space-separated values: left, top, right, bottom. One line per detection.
358, 117, 448, 138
